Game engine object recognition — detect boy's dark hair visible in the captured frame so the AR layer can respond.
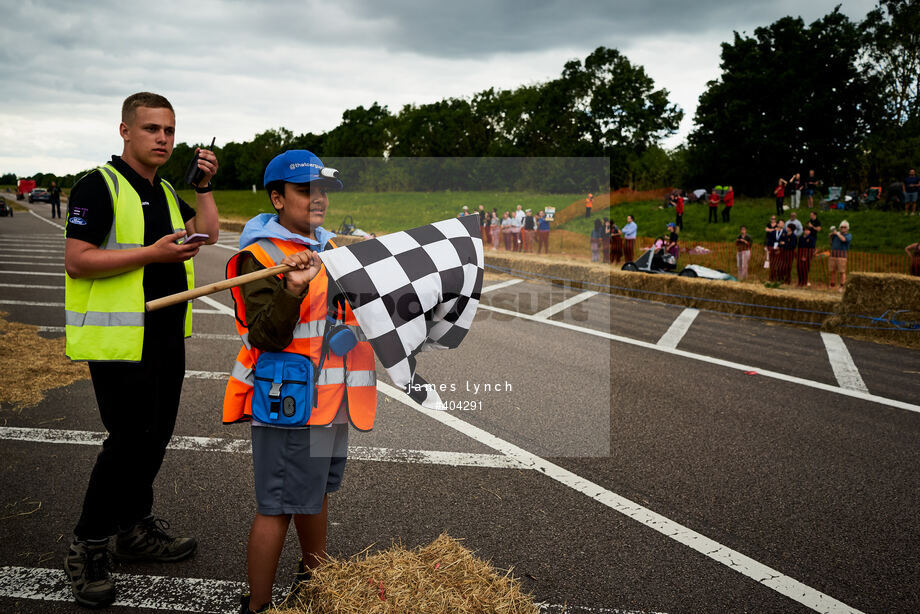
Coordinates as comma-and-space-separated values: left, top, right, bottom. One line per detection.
122, 92, 173, 123
265, 180, 286, 210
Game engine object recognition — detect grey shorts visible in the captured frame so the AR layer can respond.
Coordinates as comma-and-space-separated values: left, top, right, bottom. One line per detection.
251, 424, 349, 516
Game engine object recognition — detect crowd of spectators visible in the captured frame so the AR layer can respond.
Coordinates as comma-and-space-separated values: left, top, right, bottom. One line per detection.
472, 205, 551, 254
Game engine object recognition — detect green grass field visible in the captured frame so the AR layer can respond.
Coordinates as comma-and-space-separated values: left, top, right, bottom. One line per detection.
184, 189, 917, 253
557, 197, 919, 254
178, 189, 583, 235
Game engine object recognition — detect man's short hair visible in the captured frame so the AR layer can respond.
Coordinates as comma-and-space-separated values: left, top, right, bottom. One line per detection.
122, 92, 174, 124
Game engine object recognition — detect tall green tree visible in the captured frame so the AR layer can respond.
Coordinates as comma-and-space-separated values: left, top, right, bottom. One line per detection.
860, 0, 920, 184
687, 10, 871, 194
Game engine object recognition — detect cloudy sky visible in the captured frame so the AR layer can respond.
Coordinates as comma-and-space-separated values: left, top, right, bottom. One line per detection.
0, 0, 878, 177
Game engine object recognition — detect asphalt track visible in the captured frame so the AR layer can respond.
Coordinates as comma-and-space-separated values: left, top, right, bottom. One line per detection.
1, 200, 919, 613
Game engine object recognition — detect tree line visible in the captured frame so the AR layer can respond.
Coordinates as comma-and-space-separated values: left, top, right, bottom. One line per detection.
8, 0, 917, 197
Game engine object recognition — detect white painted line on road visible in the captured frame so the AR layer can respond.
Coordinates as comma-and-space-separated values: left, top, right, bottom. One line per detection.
0, 283, 61, 290
38, 325, 64, 333
532, 290, 598, 320
0, 426, 523, 470
0, 565, 242, 613
196, 295, 236, 316
657, 307, 700, 349
481, 278, 524, 293
0, 299, 62, 307
185, 370, 231, 379
0, 565, 643, 614
377, 381, 863, 614
0, 270, 65, 276
211, 241, 239, 252
3, 247, 64, 258
820, 333, 869, 394
193, 333, 240, 341
478, 303, 920, 415
192, 309, 223, 315
0, 260, 61, 266
28, 210, 66, 231
0, 252, 64, 258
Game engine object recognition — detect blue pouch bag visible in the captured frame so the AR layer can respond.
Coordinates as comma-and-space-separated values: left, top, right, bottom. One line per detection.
252, 352, 314, 426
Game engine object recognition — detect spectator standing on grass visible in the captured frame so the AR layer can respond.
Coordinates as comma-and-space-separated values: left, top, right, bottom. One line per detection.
49, 181, 62, 219
768, 220, 785, 281
777, 223, 797, 284
735, 226, 753, 280
774, 178, 787, 217
609, 218, 623, 263
904, 168, 918, 216
585, 192, 593, 218
721, 185, 734, 223
601, 217, 611, 262
828, 221, 852, 290
788, 172, 802, 209
797, 226, 816, 286
708, 190, 720, 223
622, 214, 637, 262
805, 169, 819, 208
478, 205, 487, 241
522, 208, 535, 253
764, 215, 778, 272
511, 206, 523, 252
590, 219, 604, 262
787, 211, 803, 238
536, 210, 550, 254
807, 211, 822, 234
500, 211, 513, 251
906, 240, 920, 276
675, 190, 685, 230
490, 210, 500, 250
665, 222, 680, 260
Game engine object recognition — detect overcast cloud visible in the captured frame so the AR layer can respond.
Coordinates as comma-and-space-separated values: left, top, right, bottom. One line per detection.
0, 0, 877, 176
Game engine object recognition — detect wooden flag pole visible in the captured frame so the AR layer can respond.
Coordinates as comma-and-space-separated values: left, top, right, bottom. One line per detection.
144, 263, 291, 312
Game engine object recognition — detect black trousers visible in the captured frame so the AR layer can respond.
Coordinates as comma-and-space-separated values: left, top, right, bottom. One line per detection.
675, 213, 683, 230
708, 207, 718, 223
75, 312, 185, 540
775, 197, 784, 216
721, 206, 731, 222
51, 199, 61, 218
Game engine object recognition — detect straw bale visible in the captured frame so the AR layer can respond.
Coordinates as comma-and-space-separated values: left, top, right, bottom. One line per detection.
271, 533, 538, 614
822, 273, 920, 349
0, 312, 88, 411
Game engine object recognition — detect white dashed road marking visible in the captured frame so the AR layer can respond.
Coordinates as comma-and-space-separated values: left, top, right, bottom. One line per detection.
0, 426, 523, 470
820, 332, 869, 393
656, 307, 700, 349
532, 290, 598, 319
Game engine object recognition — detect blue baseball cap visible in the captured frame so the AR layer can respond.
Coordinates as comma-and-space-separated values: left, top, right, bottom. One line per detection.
263, 150, 343, 190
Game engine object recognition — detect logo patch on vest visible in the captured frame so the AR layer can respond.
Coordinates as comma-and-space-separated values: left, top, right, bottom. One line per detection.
68, 216, 87, 225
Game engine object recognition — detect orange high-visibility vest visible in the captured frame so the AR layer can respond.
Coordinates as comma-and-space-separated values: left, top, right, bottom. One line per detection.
222, 237, 377, 430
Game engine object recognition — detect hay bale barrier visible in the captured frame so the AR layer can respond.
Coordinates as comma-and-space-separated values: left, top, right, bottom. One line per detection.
272, 534, 538, 614
823, 273, 920, 349
0, 311, 89, 410
485, 252, 837, 327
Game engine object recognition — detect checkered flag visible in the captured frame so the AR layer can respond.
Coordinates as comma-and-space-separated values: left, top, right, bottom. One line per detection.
318, 215, 484, 410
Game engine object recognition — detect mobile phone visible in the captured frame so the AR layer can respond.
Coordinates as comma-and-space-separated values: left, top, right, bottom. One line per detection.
181, 233, 209, 245
184, 137, 216, 186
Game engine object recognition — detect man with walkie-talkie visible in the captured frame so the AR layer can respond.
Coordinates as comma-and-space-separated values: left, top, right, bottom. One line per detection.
62, 92, 220, 608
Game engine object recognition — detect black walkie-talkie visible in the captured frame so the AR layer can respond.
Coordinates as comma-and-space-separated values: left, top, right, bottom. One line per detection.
184, 137, 215, 186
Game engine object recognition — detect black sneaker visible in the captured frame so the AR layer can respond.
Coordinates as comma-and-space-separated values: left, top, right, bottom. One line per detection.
114, 516, 197, 562
63, 539, 116, 608
239, 593, 271, 613
282, 558, 313, 605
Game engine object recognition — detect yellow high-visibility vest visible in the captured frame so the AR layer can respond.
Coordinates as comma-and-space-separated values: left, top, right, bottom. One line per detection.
65, 163, 193, 361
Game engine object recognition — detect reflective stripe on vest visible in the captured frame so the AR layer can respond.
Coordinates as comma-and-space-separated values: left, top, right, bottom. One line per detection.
64, 164, 194, 361
221, 236, 377, 430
